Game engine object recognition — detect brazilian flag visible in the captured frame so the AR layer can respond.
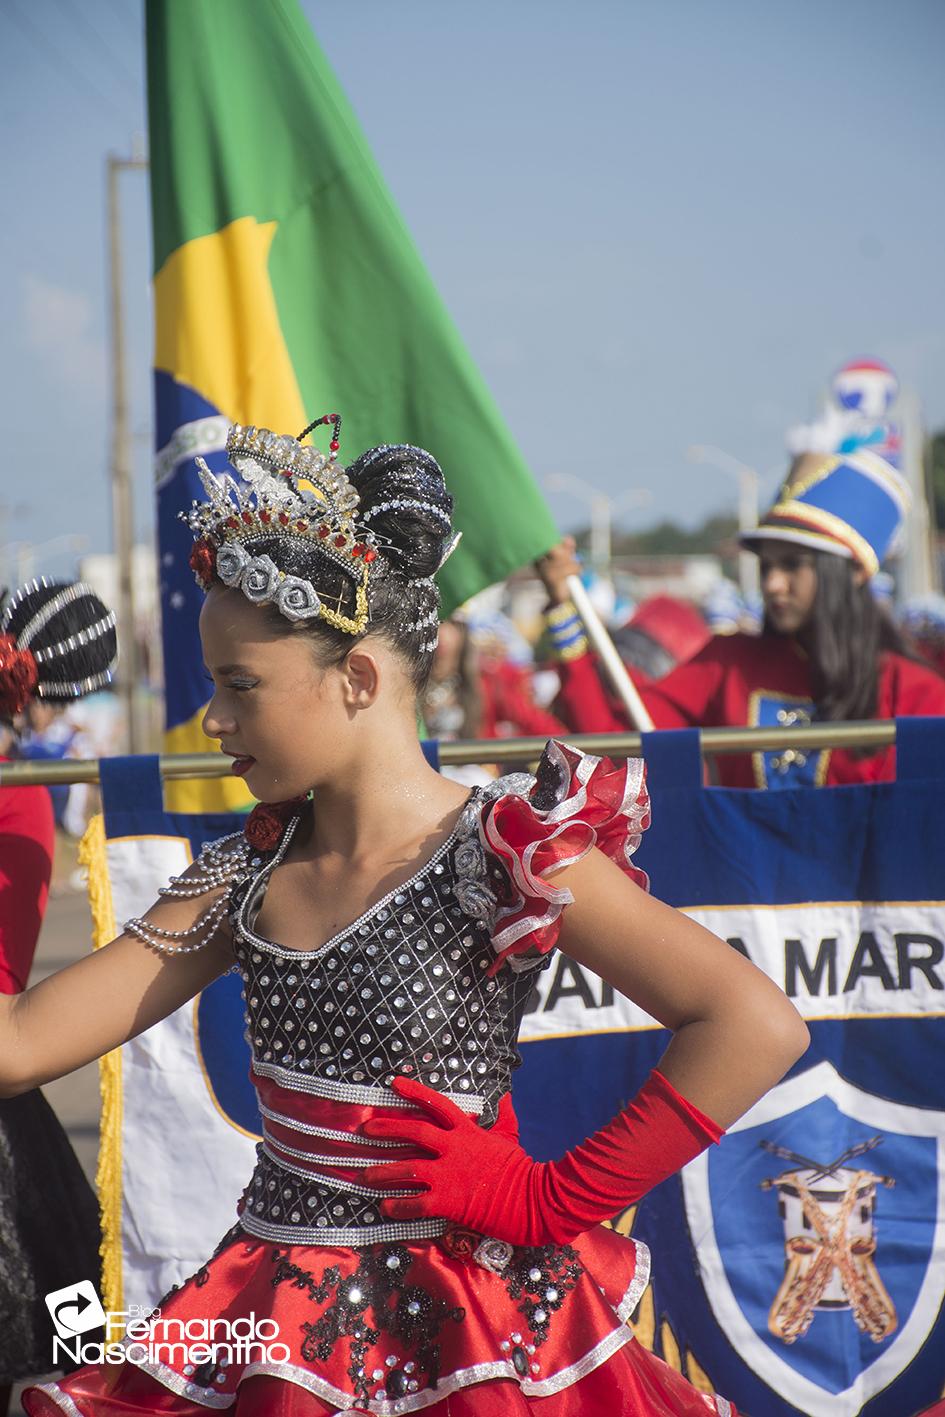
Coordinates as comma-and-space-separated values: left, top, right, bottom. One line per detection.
147, 0, 557, 810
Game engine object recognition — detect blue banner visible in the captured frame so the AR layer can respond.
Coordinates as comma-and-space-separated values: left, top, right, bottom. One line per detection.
98, 726, 945, 1411
515, 721, 945, 1417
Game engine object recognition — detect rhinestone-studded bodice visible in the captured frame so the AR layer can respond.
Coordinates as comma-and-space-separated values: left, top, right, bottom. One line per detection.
227, 784, 549, 1247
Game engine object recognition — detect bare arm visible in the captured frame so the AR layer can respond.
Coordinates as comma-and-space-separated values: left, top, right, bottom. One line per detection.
555, 847, 809, 1127
0, 842, 243, 1096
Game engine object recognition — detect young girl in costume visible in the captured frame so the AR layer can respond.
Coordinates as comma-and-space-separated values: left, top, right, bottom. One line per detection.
538, 449, 945, 788
8, 422, 808, 1415
0, 579, 117, 1409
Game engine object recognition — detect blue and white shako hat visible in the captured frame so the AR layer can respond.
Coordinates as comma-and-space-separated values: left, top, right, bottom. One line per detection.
740, 449, 909, 579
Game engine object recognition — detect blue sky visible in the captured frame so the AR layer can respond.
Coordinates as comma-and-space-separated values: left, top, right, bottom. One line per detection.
1, 0, 943, 582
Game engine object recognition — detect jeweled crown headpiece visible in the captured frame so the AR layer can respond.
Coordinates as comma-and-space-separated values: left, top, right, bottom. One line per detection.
186, 414, 380, 634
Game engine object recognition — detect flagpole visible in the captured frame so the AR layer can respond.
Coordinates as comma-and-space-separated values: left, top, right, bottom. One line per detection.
565, 574, 655, 732
107, 150, 148, 752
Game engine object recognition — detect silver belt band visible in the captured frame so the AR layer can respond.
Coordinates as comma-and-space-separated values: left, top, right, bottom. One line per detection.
260, 1141, 417, 1198
239, 1211, 448, 1247
262, 1124, 403, 1169
252, 1060, 486, 1114
256, 1100, 407, 1148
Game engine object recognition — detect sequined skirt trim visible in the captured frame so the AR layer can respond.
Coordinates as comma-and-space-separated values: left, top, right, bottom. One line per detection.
25, 1229, 743, 1416
236, 1322, 636, 1413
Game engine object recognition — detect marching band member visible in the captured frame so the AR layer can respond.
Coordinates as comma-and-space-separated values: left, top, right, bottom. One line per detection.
0, 579, 117, 1409
538, 451, 945, 788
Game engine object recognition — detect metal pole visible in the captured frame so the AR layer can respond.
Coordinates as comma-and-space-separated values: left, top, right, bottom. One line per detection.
688, 445, 761, 603
107, 154, 148, 751
589, 493, 612, 579
898, 388, 937, 597
738, 466, 760, 604
0, 721, 909, 787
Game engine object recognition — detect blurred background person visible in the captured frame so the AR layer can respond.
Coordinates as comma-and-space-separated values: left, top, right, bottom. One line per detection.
420, 614, 484, 743
421, 611, 566, 785
14, 699, 78, 838
899, 594, 945, 679
15, 690, 121, 851
537, 452, 945, 788
0, 578, 117, 1410
610, 594, 711, 684
420, 615, 495, 787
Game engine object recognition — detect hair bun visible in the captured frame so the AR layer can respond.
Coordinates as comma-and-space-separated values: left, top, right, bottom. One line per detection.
0, 579, 117, 710
348, 444, 454, 580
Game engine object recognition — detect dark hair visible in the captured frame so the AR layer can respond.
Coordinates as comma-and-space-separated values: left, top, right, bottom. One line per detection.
764, 549, 910, 722
233, 444, 454, 694
0, 578, 118, 719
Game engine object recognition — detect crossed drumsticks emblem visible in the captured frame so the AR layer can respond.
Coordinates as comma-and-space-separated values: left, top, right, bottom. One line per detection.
760, 1137, 897, 1344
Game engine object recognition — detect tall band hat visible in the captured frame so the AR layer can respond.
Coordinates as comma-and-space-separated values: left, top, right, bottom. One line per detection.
739, 449, 909, 579
0, 579, 118, 718
185, 415, 459, 646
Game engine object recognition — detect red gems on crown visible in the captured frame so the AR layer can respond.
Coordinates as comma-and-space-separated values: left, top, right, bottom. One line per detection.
298, 412, 342, 460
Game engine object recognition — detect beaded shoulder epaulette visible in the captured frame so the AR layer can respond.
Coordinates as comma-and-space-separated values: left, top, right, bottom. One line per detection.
124, 832, 254, 956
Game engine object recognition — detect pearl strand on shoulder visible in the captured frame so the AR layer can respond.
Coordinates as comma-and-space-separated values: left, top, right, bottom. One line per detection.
124, 832, 252, 955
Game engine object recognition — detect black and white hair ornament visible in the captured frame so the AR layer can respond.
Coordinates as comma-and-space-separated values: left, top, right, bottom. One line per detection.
0, 577, 117, 714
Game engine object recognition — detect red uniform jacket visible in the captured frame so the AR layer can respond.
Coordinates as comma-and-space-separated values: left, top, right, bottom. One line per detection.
554, 634, 945, 788
0, 764, 55, 992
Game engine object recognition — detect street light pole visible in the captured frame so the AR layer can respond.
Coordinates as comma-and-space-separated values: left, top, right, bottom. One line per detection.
589, 493, 612, 579
687, 444, 761, 603
547, 473, 651, 579
543, 472, 656, 730
107, 152, 148, 751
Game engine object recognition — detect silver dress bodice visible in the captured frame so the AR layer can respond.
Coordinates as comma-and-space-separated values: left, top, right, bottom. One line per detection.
227, 780, 550, 1247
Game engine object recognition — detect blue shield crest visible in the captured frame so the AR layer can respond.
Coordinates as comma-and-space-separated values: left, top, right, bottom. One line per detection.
683, 1062, 945, 1417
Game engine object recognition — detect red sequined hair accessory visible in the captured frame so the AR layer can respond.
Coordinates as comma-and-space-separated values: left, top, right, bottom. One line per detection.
0, 635, 39, 717
0, 578, 116, 716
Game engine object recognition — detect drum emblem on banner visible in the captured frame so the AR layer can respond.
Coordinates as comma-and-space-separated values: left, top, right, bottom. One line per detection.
761, 1136, 896, 1345
682, 1062, 945, 1417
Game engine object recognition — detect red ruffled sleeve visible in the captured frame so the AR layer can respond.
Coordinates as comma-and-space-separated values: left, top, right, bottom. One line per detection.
479, 740, 651, 974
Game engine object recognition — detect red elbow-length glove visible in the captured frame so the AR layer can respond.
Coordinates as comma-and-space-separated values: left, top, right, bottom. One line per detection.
362, 1069, 723, 1248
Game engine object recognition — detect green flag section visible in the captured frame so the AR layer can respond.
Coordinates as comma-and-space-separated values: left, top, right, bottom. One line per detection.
147, 0, 557, 808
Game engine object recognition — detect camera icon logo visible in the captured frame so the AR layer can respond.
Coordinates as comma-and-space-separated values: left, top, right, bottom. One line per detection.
45, 1280, 107, 1340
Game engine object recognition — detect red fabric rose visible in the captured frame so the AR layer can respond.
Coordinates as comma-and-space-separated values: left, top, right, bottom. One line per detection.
244, 797, 308, 851
189, 537, 217, 588
438, 1225, 480, 1262
0, 634, 39, 716
244, 804, 286, 851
